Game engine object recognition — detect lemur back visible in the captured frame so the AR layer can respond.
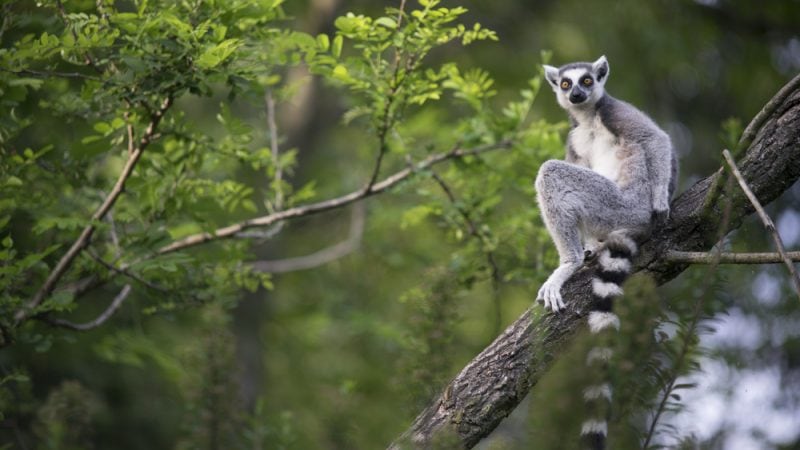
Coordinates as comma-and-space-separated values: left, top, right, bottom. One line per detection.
535, 56, 677, 450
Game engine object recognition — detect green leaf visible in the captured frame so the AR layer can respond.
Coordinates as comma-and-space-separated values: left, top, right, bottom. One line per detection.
196, 39, 242, 69
332, 35, 343, 58
93, 122, 112, 134
332, 64, 350, 82
4, 176, 22, 187
316, 33, 330, 51
375, 17, 397, 29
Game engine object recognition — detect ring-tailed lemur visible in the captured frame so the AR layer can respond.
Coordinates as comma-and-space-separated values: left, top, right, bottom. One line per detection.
535, 56, 677, 449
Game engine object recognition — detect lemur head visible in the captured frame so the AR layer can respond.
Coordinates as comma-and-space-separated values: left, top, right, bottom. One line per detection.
543, 56, 609, 110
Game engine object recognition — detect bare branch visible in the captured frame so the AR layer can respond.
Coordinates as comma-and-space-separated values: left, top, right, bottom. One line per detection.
666, 250, 800, 264
15, 96, 173, 324
252, 201, 366, 273
155, 140, 513, 256
44, 284, 132, 331
722, 148, 800, 301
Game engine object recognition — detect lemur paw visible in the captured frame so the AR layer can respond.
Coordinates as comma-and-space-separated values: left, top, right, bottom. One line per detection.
537, 281, 566, 312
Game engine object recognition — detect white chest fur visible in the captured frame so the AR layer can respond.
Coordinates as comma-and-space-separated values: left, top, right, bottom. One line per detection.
570, 116, 624, 184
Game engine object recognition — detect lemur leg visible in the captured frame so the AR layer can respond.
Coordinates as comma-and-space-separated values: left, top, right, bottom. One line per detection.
535, 160, 630, 312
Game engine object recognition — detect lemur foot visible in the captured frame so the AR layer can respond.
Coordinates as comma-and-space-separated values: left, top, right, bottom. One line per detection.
537, 279, 566, 312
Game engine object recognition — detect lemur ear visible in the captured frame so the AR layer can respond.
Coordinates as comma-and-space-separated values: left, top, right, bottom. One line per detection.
592, 55, 609, 82
543, 65, 560, 88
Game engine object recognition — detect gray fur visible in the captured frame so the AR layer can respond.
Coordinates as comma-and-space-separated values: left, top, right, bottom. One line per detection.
536, 56, 677, 311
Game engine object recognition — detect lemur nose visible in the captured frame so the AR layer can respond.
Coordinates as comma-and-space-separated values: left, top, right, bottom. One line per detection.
569, 91, 587, 104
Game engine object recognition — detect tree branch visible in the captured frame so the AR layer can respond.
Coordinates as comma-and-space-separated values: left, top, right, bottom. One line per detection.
14, 96, 173, 325
666, 250, 800, 264
43, 284, 132, 331
390, 75, 800, 448
251, 201, 366, 273
155, 140, 513, 256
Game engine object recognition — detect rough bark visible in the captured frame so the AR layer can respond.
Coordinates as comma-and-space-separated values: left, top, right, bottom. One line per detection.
389, 79, 800, 449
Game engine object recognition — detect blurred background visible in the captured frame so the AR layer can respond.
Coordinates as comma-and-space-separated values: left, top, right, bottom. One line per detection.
2, 0, 800, 449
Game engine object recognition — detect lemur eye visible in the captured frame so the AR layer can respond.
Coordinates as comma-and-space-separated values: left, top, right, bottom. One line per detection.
583, 77, 593, 86
560, 80, 570, 90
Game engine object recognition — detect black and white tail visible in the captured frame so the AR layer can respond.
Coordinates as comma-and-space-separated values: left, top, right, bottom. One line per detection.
581, 233, 637, 450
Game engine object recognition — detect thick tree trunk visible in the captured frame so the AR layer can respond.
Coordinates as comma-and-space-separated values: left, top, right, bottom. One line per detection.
390, 77, 800, 449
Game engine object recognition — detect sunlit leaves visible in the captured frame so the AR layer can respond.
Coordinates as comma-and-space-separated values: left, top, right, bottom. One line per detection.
196, 39, 242, 69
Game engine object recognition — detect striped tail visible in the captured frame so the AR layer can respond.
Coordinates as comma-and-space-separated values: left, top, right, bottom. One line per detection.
581, 233, 637, 450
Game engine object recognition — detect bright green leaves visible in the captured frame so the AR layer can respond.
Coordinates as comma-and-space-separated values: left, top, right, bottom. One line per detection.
303, 0, 501, 157
442, 66, 496, 110
196, 39, 242, 69
331, 34, 344, 58
332, 13, 374, 37
375, 17, 399, 30
316, 34, 330, 51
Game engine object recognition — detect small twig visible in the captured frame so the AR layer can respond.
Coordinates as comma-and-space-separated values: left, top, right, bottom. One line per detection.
14, 96, 173, 324
44, 284, 132, 331
722, 149, 800, 302
125, 113, 135, 156
666, 250, 800, 264
234, 225, 284, 241
155, 140, 513, 256
252, 202, 366, 273
395, 0, 407, 27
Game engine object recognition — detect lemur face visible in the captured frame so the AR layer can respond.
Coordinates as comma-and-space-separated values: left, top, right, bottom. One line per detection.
543, 56, 610, 109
